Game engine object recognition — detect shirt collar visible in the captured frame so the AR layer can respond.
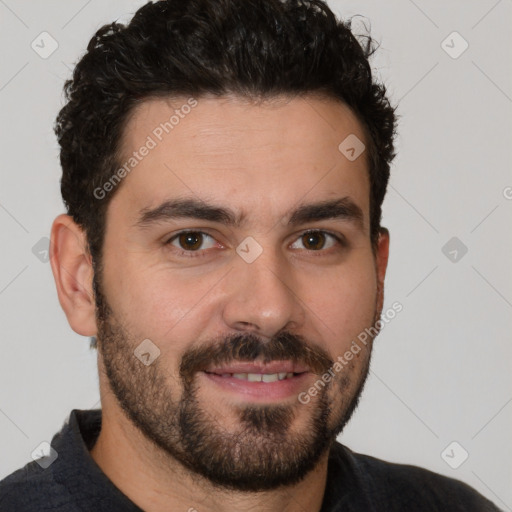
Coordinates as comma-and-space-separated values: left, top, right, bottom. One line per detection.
50, 408, 143, 511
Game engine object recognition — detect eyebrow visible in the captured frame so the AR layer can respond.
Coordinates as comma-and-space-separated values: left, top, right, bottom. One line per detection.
134, 196, 365, 232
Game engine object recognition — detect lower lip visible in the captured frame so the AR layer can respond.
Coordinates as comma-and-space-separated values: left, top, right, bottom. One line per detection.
200, 371, 311, 402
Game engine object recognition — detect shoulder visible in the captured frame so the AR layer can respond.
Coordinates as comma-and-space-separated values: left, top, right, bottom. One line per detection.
328, 442, 502, 511
0, 460, 73, 512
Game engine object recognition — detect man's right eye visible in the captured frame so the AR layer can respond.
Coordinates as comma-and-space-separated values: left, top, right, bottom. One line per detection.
165, 231, 219, 256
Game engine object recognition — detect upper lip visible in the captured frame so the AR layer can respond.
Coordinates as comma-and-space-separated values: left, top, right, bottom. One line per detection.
204, 361, 310, 375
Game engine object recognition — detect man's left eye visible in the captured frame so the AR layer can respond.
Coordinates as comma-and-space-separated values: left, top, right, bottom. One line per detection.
290, 230, 342, 251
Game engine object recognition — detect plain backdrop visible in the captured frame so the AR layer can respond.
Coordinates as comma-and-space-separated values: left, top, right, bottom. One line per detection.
0, 0, 511, 508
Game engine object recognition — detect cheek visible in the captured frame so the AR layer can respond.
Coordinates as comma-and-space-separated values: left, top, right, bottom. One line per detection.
111, 262, 218, 347
131, 282, 196, 335
305, 259, 377, 345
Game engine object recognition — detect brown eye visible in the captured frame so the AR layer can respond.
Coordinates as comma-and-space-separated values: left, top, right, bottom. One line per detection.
167, 231, 217, 253
291, 230, 341, 252
302, 231, 327, 250
178, 232, 203, 250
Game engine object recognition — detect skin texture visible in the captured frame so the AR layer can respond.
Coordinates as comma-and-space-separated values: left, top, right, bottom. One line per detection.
50, 94, 390, 512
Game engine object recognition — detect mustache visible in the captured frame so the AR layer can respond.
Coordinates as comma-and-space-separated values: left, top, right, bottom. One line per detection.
179, 331, 334, 383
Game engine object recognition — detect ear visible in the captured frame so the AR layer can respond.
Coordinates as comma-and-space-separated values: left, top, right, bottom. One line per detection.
375, 227, 390, 314
49, 214, 97, 336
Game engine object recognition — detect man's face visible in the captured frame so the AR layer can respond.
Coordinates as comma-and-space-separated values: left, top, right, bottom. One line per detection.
93, 94, 388, 491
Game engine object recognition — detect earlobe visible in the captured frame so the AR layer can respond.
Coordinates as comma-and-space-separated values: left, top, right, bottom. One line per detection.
49, 214, 97, 337
377, 227, 390, 279
375, 227, 390, 313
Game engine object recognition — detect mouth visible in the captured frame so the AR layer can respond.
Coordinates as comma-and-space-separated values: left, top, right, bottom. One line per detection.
200, 361, 312, 402
204, 371, 301, 382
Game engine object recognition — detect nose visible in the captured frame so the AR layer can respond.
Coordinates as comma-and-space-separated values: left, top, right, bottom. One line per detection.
221, 247, 305, 339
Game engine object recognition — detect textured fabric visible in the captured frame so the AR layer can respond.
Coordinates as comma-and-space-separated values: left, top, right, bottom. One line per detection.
0, 409, 502, 511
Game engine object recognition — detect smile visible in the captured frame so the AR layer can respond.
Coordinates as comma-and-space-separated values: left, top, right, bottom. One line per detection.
200, 366, 311, 402
205, 371, 299, 382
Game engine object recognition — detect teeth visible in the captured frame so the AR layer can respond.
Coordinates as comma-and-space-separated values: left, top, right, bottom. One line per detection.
226, 372, 296, 382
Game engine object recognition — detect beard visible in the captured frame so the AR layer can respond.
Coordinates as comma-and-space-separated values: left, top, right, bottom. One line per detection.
92, 269, 378, 492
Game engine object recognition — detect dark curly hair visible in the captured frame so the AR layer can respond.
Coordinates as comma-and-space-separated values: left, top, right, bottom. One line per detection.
54, 0, 397, 274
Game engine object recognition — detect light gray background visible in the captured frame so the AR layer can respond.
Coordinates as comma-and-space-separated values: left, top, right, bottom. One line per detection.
0, 0, 511, 508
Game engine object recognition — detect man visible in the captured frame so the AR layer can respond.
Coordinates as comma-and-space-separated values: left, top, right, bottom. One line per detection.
0, 0, 501, 510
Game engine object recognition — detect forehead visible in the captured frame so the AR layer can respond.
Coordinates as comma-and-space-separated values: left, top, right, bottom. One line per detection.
110, 94, 370, 228
121, 93, 366, 157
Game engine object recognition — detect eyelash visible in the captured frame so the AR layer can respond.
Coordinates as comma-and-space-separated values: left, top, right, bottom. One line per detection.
164, 229, 347, 258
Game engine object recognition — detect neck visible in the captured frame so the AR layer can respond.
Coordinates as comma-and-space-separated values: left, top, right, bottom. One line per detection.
90, 395, 330, 512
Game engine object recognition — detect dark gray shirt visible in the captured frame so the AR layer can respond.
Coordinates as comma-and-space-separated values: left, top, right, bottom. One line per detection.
0, 409, 502, 511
